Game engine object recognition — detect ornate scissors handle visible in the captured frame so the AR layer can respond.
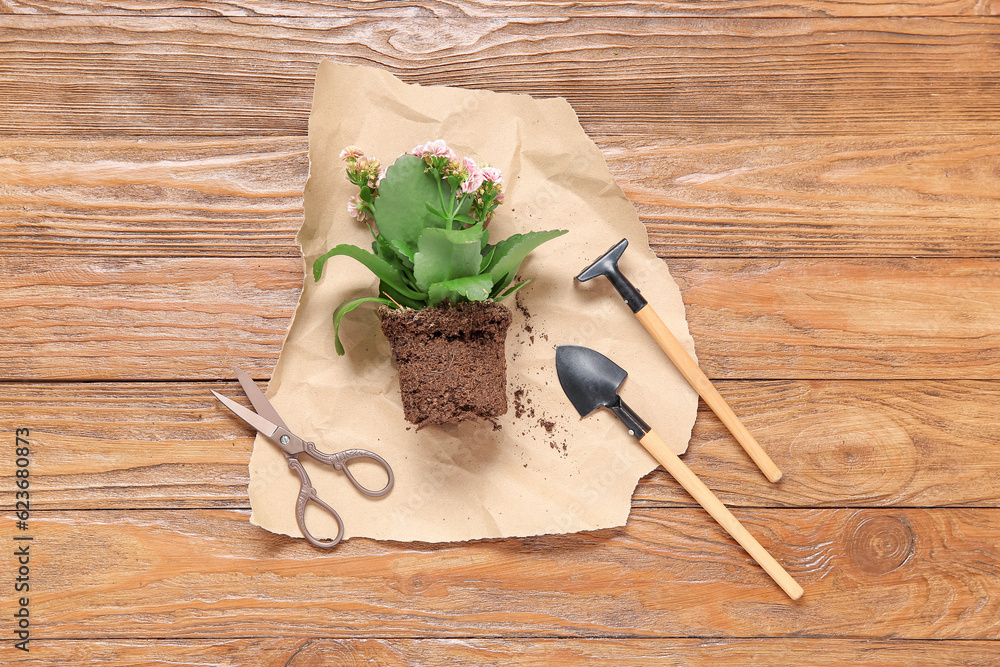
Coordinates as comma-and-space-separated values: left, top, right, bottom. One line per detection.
286, 456, 345, 548
303, 443, 395, 497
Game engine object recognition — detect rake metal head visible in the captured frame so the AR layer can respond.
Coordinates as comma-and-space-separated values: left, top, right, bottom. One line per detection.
575, 238, 647, 313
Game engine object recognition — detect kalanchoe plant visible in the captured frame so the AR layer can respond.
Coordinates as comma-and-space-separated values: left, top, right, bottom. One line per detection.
314, 140, 568, 355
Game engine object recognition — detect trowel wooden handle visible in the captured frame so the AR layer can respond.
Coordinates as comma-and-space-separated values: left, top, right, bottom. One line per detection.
639, 429, 803, 601
634, 304, 783, 483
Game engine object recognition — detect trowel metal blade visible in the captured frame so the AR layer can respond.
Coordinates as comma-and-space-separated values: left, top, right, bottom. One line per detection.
555, 345, 628, 418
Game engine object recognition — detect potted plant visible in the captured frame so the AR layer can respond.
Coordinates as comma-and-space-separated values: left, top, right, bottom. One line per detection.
313, 140, 567, 427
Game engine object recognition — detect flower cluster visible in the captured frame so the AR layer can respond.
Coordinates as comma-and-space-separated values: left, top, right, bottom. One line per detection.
411, 139, 457, 165
340, 140, 505, 230
410, 140, 504, 226
339, 146, 386, 224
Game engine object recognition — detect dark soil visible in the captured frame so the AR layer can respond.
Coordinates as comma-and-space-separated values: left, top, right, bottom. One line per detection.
379, 301, 513, 428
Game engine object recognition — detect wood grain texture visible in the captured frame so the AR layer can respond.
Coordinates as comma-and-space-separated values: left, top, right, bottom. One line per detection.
6, 256, 1000, 381
10, 507, 1000, 639
3, 0, 998, 18
0, 256, 298, 380
7, 638, 1000, 666
0, 382, 257, 510
6, 134, 1000, 258
643, 379, 1000, 508
3, 5, 998, 660
0, 137, 308, 257
3, 380, 997, 511
1, 18, 999, 137
612, 134, 1000, 257
671, 257, 1000, 379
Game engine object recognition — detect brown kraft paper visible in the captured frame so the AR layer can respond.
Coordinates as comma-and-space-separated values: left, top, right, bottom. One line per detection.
247, 61, 699, 543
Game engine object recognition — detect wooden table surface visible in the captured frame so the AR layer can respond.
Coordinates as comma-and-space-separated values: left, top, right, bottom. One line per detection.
3, 3, 1000, 665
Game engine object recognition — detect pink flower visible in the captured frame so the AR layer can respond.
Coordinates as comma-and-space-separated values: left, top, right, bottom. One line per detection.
460, 157, 485, 194
339, 145, 364, 160
479, 166, 503, 184
461, 173, 485, 194
377, 165, 387, 185
347, 195, 360, 219
411, 139, 457, 161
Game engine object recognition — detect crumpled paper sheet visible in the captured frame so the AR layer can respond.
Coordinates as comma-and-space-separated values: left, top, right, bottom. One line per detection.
248, 61, 699, 543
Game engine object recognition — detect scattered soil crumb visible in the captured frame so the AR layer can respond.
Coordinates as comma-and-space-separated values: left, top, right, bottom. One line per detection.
515, 290, 533, 333
513, 387, 526, 419
511, 384, 569, 457
515, 289, 531, 317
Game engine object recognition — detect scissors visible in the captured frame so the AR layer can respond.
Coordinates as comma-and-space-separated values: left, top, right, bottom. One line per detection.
211, 368, 394, 548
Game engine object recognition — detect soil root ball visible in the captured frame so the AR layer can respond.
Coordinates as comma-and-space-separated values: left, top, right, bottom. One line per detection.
379, 301, 513, 428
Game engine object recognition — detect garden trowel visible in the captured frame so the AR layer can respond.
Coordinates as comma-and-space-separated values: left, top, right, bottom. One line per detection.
555, 345, 803, 600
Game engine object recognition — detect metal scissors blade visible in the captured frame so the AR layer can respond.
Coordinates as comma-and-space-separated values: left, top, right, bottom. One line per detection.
233, 367, 289, 432
211, 389, 281, 440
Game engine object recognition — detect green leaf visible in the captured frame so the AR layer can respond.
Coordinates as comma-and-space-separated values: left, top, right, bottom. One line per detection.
388, 239, 415, 269
490, 270, 516, 299
479, 245, 496, 272
413, 225, 487, 292
455, 196, 473, 221
313, 243, 426, 303
424, 202, 449, 220
485, 229, 568, 284
494, 279, 530, 302
371, 155, 451, 245
331, 297, 391, 356
427, 274, 493, 306
371, 237, 405, 269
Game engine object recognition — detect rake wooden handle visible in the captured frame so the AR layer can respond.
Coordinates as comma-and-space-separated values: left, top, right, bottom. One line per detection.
639, 429, 804, 600
634, 304, 783, 483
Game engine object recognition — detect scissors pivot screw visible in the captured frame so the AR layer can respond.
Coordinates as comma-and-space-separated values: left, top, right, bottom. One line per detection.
280, 434, 290, 445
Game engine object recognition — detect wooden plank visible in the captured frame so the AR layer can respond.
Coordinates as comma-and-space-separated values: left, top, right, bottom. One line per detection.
3, 379, 998, 510
5, 134, 1000, 258
0, 382, 256, 510
0, 256, 298, 381
671, 257, 1000, 379
2, 0, 996, 19
7, 637, 1000, 666
0, 137, 308, 257
612, 134, 1000, 258
1, 18, 998, 137
4, 256, 1000, 381
9, 507, 1000, 639
641, 378, 1000, 508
